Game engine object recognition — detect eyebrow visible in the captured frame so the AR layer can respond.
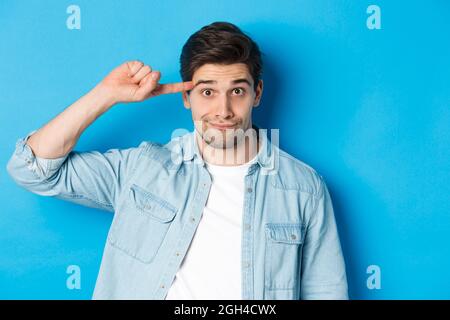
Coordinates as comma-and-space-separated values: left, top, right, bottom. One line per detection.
192, 78, 252, 89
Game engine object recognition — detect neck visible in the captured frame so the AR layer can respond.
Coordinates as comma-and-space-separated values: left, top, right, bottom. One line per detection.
196, 128, 260, 166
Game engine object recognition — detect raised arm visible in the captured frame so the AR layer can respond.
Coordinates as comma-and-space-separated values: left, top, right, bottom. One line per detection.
7, 60, 194, 211
27, 60, 193, 158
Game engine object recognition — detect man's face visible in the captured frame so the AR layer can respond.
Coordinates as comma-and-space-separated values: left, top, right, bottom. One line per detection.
182, 63, 263, 149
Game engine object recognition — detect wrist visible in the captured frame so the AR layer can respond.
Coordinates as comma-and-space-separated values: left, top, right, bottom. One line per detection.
90, 83, 118, 112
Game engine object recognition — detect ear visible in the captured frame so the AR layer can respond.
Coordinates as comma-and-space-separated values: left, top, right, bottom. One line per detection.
182, 91, 191, 109
253, 79, 263, 108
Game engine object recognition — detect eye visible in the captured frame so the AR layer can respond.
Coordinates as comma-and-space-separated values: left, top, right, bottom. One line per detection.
201, 89, 213, 97
232, 88, 246, 95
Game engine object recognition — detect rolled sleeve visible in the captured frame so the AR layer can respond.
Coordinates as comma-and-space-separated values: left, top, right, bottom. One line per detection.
300, 176, 349, 300
6, 130, 147, 212
9, 130, 70, 182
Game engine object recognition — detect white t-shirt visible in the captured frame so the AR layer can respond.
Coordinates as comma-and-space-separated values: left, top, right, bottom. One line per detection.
165, 155, 257, 300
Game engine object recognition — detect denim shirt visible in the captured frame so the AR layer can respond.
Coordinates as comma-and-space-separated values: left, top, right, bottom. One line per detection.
6, 127, 348, 300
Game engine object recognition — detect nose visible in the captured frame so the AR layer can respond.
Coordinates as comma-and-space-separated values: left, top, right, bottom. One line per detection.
215, 95, 234, 119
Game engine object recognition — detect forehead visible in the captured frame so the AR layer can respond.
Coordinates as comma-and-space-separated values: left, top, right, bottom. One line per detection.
192, 63, 253, 85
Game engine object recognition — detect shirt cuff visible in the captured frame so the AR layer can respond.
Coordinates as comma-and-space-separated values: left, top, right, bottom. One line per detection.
14, 129, 70, 179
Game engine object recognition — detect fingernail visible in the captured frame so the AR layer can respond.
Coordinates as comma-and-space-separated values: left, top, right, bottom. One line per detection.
151, 72, 159, 80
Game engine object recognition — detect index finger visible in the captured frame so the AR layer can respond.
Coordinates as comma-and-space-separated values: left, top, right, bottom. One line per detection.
154, 81, 194, 96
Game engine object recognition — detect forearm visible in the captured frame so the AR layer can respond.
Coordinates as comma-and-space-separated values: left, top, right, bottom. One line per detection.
27, 84, 115, 159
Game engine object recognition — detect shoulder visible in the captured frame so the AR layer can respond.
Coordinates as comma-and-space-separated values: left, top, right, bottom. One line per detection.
135, 138, 182, 168
272, 146, 325, 197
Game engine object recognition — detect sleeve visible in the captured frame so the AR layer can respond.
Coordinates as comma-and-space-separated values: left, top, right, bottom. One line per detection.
300, 175, 349, 299
6, 130, 148, 212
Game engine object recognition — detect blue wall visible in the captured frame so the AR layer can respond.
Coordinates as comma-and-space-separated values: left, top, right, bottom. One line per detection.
0, 0, 449, 299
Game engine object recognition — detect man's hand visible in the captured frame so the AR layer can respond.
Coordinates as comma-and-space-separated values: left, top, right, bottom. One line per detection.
98, 60, 194, 104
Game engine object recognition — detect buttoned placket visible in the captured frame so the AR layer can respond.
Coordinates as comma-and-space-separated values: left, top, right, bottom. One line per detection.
154, 164, 212, 299
241, 164, 259, 300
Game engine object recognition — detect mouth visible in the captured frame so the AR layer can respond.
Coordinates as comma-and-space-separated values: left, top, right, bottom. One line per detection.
208, 122, 237, 130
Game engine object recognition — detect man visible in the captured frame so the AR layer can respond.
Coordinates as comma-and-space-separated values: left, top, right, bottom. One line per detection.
6, 22, 348, 299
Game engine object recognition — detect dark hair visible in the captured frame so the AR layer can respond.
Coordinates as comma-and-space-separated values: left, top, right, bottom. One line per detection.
180, 21, 263, 94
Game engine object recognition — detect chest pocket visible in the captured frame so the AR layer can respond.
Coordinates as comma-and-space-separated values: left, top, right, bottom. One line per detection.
264, 223, 304, 291
108, 184, 178, 264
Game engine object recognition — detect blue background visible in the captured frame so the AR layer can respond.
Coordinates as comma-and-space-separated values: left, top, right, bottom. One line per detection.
0, 0, 449, 299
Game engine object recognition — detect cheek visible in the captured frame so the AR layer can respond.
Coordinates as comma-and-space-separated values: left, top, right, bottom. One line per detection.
189, 96, 217, 117
190, 104, 211, 121
232, 97, 254, 114
189, 94, 208, 108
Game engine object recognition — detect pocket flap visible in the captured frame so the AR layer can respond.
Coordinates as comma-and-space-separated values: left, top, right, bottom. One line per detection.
130, 184, 177, 223
265, 223, 304, 244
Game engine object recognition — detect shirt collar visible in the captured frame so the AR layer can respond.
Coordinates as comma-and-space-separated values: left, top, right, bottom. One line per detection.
179, 124, 277, 172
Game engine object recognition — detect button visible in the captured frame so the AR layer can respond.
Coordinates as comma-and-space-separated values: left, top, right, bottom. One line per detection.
245, 224, 251, 230
176, 252, 180, 256
245, 262, 251, 268
247, 187, 253, 193
191, 217, 196, 222
161, 284, 165, 288
291, 234, 297, 240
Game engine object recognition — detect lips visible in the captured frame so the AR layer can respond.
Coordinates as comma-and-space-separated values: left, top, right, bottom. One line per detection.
209, 122, 237, 130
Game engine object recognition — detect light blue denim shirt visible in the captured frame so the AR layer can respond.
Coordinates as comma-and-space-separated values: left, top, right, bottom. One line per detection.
6, 126, 348, 300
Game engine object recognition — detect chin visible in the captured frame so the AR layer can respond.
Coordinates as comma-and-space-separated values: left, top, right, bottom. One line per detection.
200, 131, 230, 148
